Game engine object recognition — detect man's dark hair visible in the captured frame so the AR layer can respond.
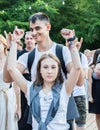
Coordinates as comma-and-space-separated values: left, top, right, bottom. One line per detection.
29, 12, 50, 23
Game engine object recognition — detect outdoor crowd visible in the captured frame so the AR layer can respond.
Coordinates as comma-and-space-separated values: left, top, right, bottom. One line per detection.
0, 12, 100, 130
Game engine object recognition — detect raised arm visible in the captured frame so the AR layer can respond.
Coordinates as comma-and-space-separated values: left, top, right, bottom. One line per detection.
3, 27, 25, 83
74, 37, 85, 85
61, 29, 85, 86
7, 39, 27, 94
60, 28, 82, 95
65, 43, 81, 95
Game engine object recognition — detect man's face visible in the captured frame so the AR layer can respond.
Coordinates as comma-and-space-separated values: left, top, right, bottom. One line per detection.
25, 33, 35, 49
30, 20, 51, 43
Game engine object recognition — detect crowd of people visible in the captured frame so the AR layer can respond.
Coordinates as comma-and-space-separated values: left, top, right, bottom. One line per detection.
0, 12, 100, 130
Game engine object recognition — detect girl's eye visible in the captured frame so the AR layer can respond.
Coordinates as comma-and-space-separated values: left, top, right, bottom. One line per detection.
43, 66, 48, 69
52, 66, 56, 69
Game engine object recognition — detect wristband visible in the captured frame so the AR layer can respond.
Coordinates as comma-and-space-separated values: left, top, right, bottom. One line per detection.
67, 36, 76, 42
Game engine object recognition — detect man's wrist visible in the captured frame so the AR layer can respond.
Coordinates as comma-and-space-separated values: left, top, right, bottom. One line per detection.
67, 36, 76, 42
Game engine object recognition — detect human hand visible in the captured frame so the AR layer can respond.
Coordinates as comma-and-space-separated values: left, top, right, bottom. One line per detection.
88, 96, 94, 103
60, 28, 75, 41
4, 30, 12, 48
74, 37, 83, 50
13, 26, 24, 41
15, 108, 21, 121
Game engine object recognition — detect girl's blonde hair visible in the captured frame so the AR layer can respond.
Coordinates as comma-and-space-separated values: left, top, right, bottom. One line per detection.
0, 34, 8, 55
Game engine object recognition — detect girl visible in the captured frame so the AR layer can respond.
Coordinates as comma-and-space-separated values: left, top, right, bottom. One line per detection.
0, 34, 18, 130
6, 32, 82, 130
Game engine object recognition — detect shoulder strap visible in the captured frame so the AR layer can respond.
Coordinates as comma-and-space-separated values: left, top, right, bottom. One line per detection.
27, 48, 36, 74
56, 44, 67, 77
27, 45, 67, 78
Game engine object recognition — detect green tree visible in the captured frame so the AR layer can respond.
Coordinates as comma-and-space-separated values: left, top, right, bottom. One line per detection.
0, 0, 100, 50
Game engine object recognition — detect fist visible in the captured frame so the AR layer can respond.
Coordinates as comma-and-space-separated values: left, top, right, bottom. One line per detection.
60, 28, 75, 41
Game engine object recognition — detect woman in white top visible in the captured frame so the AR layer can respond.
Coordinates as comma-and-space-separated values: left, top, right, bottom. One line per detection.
0, 34, 18, 130
6, 29, 82, 130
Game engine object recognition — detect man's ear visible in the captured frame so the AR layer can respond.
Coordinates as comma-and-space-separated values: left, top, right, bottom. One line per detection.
46, 23, 51, 31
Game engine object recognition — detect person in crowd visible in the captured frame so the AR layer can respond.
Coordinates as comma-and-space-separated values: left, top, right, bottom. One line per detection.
88, 49, 100, 130
16, 40, 23, 52
17, 31, 36, 130
84, 49, 92, 65
88, 49, 100, 102
6, 28, 82, 130
72, 38, 88, 130
17, 31, 36, 58
3, 12, 84, 130
0, 34, 18, 130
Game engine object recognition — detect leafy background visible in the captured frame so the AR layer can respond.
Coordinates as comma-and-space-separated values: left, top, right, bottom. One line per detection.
0, 0, 100, 51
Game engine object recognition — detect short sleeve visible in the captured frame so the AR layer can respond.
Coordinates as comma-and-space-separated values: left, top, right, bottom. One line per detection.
17, 52, 29, 69
62, 46, 72, 67
81, 53, 88, 68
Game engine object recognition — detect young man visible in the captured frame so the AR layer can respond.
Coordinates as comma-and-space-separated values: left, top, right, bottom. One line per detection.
3, 12, 84, 130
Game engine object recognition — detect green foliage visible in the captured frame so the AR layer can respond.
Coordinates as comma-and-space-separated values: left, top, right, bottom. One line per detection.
0, 0, 100, 50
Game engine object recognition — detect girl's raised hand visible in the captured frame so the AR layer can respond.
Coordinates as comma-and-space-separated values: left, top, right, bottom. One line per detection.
13, 26, 24, 41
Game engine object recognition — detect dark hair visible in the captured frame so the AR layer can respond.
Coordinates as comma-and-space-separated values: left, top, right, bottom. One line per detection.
90, 49, 100, 66
34, 53, 64, 86
29, 12, 50, 23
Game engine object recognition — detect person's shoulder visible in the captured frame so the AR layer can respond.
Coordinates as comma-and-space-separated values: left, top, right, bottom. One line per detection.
80, 52, 87, 59
17, 49, 28, 58
18, 51, 29, 59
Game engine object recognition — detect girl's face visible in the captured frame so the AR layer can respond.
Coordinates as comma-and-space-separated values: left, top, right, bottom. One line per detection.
0, 42, 4, 53
40, 57, 59, 83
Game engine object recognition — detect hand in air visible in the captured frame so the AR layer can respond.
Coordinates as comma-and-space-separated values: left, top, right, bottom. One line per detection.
74, 37, 83, 50
13, 26, 24, 41
4, 30, 12, 48
60, 28, 75, 41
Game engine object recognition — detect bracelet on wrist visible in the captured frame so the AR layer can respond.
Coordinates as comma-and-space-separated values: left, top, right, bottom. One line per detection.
67, 36, 76, 42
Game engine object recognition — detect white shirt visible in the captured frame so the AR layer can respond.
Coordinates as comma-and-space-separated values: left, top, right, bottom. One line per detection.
26, 82, 70, 130
17, 42, 71, 82
73, 53, 88, 97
